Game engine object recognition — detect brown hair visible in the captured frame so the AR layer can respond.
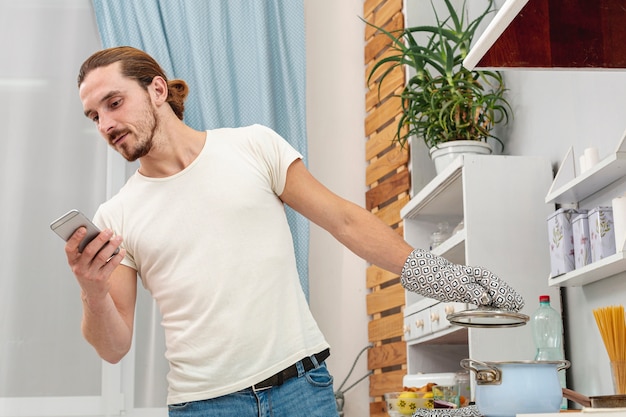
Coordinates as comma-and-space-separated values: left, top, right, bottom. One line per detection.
78, 46, 188, 120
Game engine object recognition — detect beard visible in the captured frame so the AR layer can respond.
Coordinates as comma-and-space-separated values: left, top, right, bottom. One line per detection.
111, 99, 160, 162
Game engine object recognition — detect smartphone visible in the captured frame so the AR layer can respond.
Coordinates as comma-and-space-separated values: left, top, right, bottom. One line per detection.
50, 209, 119, 255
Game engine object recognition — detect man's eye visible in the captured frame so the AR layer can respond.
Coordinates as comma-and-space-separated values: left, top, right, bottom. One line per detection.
91, 115, 99, 123
110, 99, 121, 108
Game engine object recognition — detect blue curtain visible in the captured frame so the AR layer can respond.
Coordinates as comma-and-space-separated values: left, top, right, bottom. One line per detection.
92, 0, 310, 298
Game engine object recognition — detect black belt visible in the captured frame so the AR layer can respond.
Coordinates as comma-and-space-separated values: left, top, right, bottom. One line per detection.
251, 348, 330, 390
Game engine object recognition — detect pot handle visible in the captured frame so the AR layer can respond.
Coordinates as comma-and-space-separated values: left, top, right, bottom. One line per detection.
556, 359, 571, 372
460, 358, 502, 385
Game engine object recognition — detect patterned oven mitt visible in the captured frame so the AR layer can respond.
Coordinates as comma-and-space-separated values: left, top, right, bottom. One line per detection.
401, 249, 524, 311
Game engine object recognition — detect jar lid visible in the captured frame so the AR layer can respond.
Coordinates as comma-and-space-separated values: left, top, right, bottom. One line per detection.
446, 306, 529, 328
403, 372, 457, 388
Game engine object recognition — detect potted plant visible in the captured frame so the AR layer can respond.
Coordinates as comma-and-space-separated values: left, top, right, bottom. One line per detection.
365, 0, 512, 174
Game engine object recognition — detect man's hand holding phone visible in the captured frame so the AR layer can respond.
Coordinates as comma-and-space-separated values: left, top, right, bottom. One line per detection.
66, 225, 124, 265
51, 209, 125, 307
65, 226, 125, 309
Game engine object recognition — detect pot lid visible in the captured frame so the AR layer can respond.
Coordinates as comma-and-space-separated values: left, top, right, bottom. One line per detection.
446, 306, 529, 328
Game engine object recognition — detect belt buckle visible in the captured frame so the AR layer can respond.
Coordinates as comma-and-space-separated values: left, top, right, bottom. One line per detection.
252, 383, 272, 392
251, 373, 278, 392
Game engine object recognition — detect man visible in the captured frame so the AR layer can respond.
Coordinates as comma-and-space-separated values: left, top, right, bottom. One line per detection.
65, 46, 523, 416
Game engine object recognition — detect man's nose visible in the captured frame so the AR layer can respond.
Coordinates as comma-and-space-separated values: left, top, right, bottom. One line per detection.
97, 114, 115, 136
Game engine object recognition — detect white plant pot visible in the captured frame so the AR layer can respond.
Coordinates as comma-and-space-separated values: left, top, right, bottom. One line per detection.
408, 136, 437, 197
429, 140, 492, 174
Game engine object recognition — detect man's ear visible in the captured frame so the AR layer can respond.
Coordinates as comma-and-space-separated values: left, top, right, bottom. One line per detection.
149, 76, 168, 105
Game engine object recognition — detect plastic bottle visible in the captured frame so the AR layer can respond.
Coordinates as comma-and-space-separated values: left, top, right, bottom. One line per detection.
531, 295, 567, 409
531, 295, 563, 360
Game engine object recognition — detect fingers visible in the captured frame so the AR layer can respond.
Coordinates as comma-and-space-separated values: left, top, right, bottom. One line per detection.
401, 249, 525, 312
65, 227, 124, 282
95, 245, 126, 276
90, 232, 122, 262
84, 228, 117, 256
65, 226, 88, 259
65, 227, 118, 255
472, 267, 525, 311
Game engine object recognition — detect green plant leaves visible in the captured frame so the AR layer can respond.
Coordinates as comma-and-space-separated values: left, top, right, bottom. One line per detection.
363, 0, 512, 150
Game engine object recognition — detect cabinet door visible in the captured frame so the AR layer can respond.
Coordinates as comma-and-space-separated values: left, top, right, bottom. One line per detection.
404, 309, 432, 341
430, 302, 467, 333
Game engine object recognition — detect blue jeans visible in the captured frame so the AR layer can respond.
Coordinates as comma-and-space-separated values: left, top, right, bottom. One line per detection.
168, 362, 339, 417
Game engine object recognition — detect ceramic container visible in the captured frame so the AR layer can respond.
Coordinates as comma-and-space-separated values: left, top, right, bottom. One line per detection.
612, 195, 626, 252
547, 208, 584, 276
588, 206, 615, 262
572, 211, 591, 269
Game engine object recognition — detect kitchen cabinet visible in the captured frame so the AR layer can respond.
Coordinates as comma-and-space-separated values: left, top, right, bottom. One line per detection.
400, 154, 561, 376
404, 299, 468, 344
546, 148, 626, 287
464, 0, 626, 70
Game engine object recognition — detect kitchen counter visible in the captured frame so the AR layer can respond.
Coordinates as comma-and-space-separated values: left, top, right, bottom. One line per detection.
518, 410, 626, 416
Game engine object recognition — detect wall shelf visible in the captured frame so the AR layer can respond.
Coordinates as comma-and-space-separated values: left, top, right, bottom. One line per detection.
549, 252, 626, 287
545, 131, 626, 287
401, 157, 464, 221
545, 152, 626, 205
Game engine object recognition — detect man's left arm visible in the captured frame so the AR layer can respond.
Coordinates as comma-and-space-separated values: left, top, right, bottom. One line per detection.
279, 159, 525, 311
279, 159, 414, 275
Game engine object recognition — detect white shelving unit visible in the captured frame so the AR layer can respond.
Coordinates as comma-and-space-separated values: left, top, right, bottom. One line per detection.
401, 154, 561, 376
545, 152, 626, 205
545, 147, 626, 288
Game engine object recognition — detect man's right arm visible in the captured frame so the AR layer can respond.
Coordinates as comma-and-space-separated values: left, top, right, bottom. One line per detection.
81, 264, 137, 363
65, 227, 137, 364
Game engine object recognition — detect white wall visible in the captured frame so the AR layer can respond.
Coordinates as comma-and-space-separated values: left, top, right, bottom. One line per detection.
304, 1, 371, 416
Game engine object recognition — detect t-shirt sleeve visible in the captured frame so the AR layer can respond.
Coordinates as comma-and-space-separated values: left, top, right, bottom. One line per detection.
93, 204, 137, 270
247, 124, 303, 196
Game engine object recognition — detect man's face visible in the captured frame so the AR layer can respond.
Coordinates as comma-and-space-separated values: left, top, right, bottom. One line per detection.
79, 62, 159, 161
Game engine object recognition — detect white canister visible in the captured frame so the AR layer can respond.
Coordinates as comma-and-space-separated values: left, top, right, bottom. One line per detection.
572, 211, 590, 269
584, 147, 600, 168
612, 195, 626, 252
588, 206, 616, 263
579, 155, 589, 174
546, 208, 583, 277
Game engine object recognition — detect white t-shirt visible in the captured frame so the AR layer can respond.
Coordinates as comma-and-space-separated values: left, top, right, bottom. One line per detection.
93, 124, 329, 405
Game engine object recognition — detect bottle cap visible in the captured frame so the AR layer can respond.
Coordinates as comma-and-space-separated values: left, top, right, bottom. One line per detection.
539, 295, 550, 303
